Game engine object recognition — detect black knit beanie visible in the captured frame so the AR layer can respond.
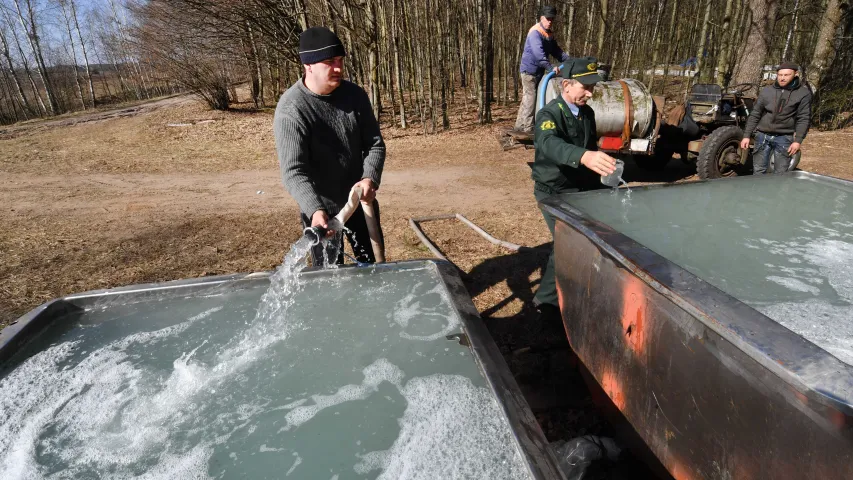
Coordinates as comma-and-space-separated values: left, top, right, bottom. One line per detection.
539, 5, 557, 19
298, 27, 346, 65
777, 61, 799, 71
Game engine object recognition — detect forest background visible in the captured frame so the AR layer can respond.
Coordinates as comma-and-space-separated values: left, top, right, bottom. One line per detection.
0, 0, 850, 130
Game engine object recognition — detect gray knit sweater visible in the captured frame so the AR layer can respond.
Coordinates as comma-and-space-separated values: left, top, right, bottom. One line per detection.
273, 78, 385, 217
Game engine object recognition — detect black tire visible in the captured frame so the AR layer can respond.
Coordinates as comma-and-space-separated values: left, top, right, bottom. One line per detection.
696, 125, 749, 179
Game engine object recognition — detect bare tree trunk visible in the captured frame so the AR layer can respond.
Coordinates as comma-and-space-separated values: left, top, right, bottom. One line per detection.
0, 59, 27, 120
108, 0, 143, 99
583, 1, 594, 53
0, 26, 32, 115
246, 22, 264, 107
694, 0, 713, 83
565, 1, 575, 53
782, 0, 800, 60
391, 0, 406, 128
732, 0, 780, 86
475, 0, 484, 122
377, 0, 395, 125
715, 0, 736, 86
14, 0, 58, 114
597, 0, 608, 56
655, 0, 679, 93
807, 0, 844, 90
69, 0, 96, 107
513, 1, 525, 101
340, 1, 359, 85
365, 0, 380, 119
58, 0, 86, 110
424, 0, 436, 131
439, 0, 450, 128
412, 0, 427, 131
645, 0, 666, 87
294, 0, 309, 30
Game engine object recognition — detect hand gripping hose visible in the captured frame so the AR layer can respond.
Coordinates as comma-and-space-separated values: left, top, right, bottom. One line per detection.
302, 185, 385, 263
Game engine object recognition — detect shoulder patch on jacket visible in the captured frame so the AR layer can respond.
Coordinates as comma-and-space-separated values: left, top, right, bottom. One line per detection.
540, 119, 556, 131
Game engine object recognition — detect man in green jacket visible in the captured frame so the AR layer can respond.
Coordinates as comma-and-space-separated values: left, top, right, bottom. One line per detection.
532, 56, 617, 320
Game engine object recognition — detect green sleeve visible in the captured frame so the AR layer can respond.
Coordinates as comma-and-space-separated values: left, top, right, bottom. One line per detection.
534, 109, 587, 168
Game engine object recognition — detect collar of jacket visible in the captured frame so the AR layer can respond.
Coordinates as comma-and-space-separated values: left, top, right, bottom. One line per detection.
555, 95, 582, 120
530, 23, 552, 40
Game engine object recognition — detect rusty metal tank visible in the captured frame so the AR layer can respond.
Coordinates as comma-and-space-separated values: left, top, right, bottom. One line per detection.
540, 172, 853, 479
537, 76, 655, 138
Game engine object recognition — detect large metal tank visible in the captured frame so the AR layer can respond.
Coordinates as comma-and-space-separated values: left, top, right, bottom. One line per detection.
0, 260, 563, 479
541, 172, 853, 479
537, 77, 655, 138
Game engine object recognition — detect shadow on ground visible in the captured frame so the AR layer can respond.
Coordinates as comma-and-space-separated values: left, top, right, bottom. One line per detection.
462, 245, 667, 480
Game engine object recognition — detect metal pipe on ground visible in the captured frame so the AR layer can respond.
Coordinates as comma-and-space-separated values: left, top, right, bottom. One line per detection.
408, 214, 522, 261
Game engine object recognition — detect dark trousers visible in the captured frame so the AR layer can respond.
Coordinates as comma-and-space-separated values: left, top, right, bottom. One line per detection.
301, 200, 383, 267
533, 188, 563, 308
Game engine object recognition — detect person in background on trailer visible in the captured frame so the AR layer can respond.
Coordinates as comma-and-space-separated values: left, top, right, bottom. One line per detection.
513, 5, 571, 135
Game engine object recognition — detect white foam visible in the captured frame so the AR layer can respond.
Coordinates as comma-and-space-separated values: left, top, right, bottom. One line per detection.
0, 240, 318, 479
286, 452, 302, 476
766, 276, 820, 295
802, 239, 853, 303
389, 284, 459, 341
283, 359, 404, 429
759, 299, 853, 365
354, 374, 528, 480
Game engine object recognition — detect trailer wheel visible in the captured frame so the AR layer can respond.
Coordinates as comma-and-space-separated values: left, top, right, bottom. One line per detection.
696, 125, 749, 179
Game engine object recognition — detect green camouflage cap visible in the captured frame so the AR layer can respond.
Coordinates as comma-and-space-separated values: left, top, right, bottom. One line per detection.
560, 57, 604, 85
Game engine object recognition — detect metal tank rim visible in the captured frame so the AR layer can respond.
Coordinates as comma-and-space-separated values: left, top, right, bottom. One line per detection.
540, 171, 853, 418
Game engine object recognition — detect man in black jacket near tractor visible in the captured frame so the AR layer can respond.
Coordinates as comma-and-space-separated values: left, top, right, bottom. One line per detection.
740, 61, 812, 175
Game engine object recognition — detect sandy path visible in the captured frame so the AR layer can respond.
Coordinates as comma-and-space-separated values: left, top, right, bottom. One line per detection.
4, 165, 520, 222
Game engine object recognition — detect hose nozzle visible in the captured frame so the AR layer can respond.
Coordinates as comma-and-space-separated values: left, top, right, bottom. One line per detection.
302, 226, 328, 246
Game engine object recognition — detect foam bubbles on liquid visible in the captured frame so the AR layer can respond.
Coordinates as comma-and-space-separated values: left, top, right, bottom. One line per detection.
389, 283, 459, 341
354, 374, 527, 480
766, 276, 821, 295
0, 239, 318, 479
755, 237, 853, 365
283, 359, 404, 429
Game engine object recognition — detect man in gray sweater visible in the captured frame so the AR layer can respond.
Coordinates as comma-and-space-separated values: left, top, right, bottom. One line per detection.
740, 61, 812, 174
274, 27, 385, 265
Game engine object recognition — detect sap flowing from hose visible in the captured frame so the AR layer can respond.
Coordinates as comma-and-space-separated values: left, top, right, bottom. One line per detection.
0, 230, 342, 479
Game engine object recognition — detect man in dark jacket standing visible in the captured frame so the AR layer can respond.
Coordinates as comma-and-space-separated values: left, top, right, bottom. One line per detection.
532, 57, 617, 319
274, 26, 385, 265
513, 5, 571, 135
740, 62, 812, 174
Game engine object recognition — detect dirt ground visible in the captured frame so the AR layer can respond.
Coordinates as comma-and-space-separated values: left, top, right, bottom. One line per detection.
2, 93, 853, 475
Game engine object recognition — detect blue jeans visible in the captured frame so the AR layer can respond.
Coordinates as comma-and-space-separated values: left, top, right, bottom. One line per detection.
753, 132, 793, 175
